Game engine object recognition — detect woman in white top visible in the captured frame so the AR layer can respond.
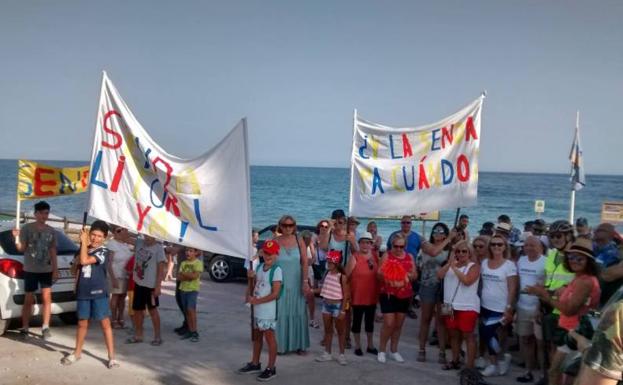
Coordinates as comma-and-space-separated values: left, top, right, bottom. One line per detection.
478, 234, 518, 377
437, 240, 481, 370
106, 226, 133, 329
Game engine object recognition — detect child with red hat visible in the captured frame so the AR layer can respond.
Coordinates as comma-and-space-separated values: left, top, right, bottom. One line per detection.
238, 240, 283, 381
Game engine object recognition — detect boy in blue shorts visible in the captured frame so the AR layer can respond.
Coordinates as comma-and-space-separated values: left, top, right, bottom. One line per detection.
62, 221, 118, 368
238, 240, 283, 382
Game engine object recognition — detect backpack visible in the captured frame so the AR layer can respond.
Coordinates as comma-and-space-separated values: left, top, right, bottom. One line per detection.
256, 263, 284, 299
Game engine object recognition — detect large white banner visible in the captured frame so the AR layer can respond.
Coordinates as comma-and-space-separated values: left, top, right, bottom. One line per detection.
349, 95, 484, 218
87, 72, 252, 259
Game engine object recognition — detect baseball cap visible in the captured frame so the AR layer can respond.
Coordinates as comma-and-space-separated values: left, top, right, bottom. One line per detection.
331, 209, 346, 220
262, 240, 280, 255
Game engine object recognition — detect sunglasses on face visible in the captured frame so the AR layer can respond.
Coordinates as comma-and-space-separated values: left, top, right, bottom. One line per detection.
568, 254, 586, 263
490, 242, 505, 248
392, 244, 405, 249
455, 249, 469, 254
401, 221, 412, 225
320, 224, 329, 229
281, 223, 296, 228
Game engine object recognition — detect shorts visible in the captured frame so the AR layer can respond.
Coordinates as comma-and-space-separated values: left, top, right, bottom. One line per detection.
77, 297, 111, 321
379, 294, 410, 314
109, 278, 128, 295
444, 310, 479, 333
132, 284, 159, 311
419, 283, 442, 304
23, 271, 53, 292
516, 307, 540, 338
322, 300, 343, 318
254, 317, 277, 331
180, 291, 198, 311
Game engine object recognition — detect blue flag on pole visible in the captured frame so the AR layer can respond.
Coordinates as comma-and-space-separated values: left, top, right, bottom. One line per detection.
569, 116, 585, 191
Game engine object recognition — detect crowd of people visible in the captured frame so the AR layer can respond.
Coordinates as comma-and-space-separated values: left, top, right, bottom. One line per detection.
11, 200, 623, 384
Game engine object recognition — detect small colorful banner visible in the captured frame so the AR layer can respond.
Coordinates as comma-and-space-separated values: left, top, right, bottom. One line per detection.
349, 95, 485, 217
18, 160, 89, 200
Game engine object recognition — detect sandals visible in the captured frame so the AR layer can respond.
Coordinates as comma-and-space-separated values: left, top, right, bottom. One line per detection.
438, 352, 448, 364
107, 359, 120, 369
61, 353, 81, 366
150, 339, 163, 346
125, 337, 143, 344
416, 350, 426, 362
442, 360, 461, 370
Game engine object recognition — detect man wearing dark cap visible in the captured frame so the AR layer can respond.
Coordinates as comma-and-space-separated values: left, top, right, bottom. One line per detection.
479, 222, 495, 236
575, 217, 591, 239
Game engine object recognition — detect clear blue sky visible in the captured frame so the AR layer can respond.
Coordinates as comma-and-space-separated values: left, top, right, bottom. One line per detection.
1, 1, 621, 174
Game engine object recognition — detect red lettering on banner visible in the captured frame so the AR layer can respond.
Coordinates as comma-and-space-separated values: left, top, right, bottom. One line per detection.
165, 194, 181, 217
402, 134, 413, 158
102, 111, 124, 149
441, 125, 454, 149
457, 154, 470, 181
152, 157, 173, 189
34, 168, 56, 196
465, 117, 478, 142
136, 203, 151, 232
81, 170, 89, 188
110, 156, 126, 192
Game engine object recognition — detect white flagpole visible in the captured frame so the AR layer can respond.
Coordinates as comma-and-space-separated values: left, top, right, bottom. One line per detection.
15, 160, 22, 243
569, 110, 579, 223
348, 109, 357, 215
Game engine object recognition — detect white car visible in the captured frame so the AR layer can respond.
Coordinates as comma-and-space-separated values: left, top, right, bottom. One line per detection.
0, 222, 79, 335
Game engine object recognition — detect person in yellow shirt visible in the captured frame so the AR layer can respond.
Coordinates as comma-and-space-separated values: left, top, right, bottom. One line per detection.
178, 247, 204, 342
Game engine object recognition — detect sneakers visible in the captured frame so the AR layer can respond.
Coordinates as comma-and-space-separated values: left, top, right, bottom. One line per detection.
481, 364, 498, 377
256, 367, 277, 382
498, 353, 512, 375
309, 320, 320, 328
42, 328, 51, 340
377, 352, 386, 363
174, 325, 188, 336
475, 356, 487, 369
315, 351, 333, 362
19, 328, 28, 338
337, 354, 347, 366
390, 352, 405, 363
354, 348, 363, 356
190, 332, 199, 342
238, 362, 262, 374
366, 347, 379, 355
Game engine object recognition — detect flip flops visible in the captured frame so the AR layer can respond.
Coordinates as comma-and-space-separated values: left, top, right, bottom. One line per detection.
125, 336, 143, 344
150, 339, 163, 346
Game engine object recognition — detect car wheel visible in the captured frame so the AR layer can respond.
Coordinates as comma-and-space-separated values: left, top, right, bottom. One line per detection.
208, 256, 231, 282
59, 312, 78, 325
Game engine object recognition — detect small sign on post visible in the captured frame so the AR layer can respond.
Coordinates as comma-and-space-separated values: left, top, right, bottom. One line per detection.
534, 200, 545, 217
601, 202, 623, 224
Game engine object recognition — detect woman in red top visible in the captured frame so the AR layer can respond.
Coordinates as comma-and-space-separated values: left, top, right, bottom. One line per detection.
527, 238, 601, 385
346, 232, 380, 356
376, 233, 418, 364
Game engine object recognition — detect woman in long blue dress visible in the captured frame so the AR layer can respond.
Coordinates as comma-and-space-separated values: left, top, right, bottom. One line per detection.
274, 215, 310, 354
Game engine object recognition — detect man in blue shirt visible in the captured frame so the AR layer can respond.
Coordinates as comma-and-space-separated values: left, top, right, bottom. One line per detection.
387, 215, 424, 262
594, 223, 621, 268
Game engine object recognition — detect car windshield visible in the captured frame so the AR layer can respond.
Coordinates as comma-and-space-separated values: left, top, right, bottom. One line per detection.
0, 229, 79, 255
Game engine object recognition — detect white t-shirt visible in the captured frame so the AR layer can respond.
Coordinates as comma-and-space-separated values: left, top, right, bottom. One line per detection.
253, 264, 283, 320
443, 262, 480, 312
106, 239, 133, 280
133, 239, 167, 288
517, 255, 546, 312
480, 258, 518, 313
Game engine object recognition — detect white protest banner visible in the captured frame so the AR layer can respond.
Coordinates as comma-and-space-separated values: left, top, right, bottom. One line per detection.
349, 95, 485, 217
87, 72, 252, 259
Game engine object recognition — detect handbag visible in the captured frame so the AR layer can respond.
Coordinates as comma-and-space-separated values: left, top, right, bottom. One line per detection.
441, 266, 466, 317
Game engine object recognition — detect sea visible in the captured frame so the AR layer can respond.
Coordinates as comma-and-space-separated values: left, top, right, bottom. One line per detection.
1, 158, 621, 240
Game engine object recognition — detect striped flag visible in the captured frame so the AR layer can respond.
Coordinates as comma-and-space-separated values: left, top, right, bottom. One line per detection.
569, 112, 585, 191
